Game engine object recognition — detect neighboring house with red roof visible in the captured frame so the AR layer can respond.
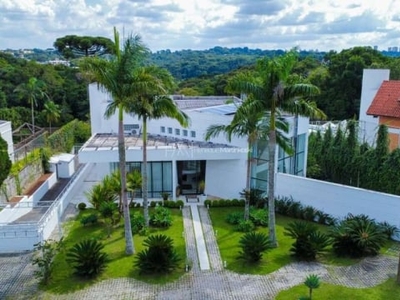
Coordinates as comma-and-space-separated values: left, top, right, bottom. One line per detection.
366, 79, 400, 150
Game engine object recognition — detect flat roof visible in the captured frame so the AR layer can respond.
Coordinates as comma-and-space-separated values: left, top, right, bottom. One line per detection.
193, 104, 238, 115
173, 96, 241, 110
81, 133, 237, 151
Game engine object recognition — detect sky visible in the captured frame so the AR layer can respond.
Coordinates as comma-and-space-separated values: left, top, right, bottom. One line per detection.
1, 0, 400, 52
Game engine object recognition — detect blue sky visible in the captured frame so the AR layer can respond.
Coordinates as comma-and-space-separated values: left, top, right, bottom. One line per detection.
1, 0, 400, 52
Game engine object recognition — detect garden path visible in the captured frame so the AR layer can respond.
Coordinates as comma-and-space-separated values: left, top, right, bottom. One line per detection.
0, 202, 398, 300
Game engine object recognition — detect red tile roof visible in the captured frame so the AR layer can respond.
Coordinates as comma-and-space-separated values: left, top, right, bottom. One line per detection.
367, 80, 400, 118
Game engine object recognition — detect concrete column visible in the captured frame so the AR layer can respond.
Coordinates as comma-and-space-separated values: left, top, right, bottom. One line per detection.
172, 159, 177, 200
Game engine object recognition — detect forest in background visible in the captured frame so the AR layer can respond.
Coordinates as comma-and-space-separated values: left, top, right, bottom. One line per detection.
1, 45, 400, 131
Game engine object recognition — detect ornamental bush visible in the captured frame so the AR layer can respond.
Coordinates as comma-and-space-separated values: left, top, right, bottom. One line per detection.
66, 239, 108, 278
134, 234, 181, 274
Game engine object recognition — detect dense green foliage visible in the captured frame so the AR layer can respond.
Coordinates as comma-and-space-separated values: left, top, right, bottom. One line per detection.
0, 52, 87, 128
32, 239, 64, 285
66, 239, 109, 278
308, 122, 400, 194
47, 119, 90, 153
134, 234, 181, 274
54, 35, 114, 59
330, 214, 387, 258
0, 135, 11, 186
238, 231, 273, 263
284, 221, 330, 261
150, 206, 173, 228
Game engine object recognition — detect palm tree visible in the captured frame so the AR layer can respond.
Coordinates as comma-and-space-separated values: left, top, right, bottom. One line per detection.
43, 100, 61, 134
127, 170, 142, 206
227, 51, 326, 246
128, 67, 190, 226
205, 98, 289, 220
14, 77, 48, 134
79, 27, 149, 255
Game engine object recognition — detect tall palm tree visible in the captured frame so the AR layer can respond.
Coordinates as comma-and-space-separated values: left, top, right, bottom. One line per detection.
205, 98, 290, 220
128, 67, 190, 226
14, 77, 48, 134
227, 51, 326, 246
43, 100, 61, 134
79, 27, 149, 255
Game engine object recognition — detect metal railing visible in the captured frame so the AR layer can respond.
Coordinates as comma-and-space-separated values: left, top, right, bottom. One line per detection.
0, 163, 86, 239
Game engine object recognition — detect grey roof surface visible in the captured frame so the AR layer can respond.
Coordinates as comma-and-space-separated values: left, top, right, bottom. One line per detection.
82, 133, 236, 151
172, 95, 241, 110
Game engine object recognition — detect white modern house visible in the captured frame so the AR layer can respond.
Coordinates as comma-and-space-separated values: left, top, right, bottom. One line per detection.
78, 83, 310, 200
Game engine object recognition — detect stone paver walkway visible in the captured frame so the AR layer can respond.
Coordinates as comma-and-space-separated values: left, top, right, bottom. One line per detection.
0, 200, 398, 299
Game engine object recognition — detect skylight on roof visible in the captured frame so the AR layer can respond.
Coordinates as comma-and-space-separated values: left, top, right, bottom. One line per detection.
194, 104, 238, 115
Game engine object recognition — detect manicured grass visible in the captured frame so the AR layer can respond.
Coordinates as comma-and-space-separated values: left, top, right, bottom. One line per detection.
276, 278, 400, 300
43, 207, 186, 294
208, 207, 397, 274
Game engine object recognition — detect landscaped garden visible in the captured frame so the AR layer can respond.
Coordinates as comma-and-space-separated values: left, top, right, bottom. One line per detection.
207, 197, 398, 275
39, 204, 186, 294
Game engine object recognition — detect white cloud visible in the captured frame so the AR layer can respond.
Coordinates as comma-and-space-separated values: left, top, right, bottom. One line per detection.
1, 0, 400, 51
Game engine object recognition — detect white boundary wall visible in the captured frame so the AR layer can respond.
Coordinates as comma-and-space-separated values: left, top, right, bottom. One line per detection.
276, 173, 400, 228
0, 164, 91, 252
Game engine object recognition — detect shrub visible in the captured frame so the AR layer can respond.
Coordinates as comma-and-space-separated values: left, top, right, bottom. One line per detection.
218, 199, 226, 207
378, 221, 399, 240
304, 274, 321, 300
66, 239, 109, 278
80, 213, 98, 226
31, 238, 64, 285
150, 206, 172, 228
249, 208, 268, 227
176, 200, 184, 208
240, 188, 265, 207
238, 232, 273, 262
236, 220, 255, 232
131, 212, 146, 235
204, 199, 211, 207
301, 205, 317, 222
285, 221, 330, 261
77, 202, 87, 211
231, 199, 240, 206
330, 214, 386, 258
150, 201, 157, 207
238, 199, 246, 207
134, 234, 181, 274
135, 202, 141, 208
225, 211, 243, 225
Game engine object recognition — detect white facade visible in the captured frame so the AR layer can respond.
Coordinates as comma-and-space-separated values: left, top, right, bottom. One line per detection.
0, 120, 14, 162
82, 84, 310, 199
359, 69, 390, 145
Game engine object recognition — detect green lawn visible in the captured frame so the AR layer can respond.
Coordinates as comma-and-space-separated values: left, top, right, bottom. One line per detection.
208, 207, 397, 274
276, 278, 400, 300
43, 207, 186, 294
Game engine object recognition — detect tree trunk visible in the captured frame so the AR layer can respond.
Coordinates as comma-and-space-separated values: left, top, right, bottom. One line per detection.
142, 116, 149, 227
244, 141, 252, 221
118, 105, 134, 255
268, 129, 278, 247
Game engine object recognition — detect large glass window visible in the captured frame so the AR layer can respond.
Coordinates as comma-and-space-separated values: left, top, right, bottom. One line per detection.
110, 161, 172, 198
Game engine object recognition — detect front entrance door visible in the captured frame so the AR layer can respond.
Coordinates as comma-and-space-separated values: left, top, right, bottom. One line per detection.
177, 160, 206, 195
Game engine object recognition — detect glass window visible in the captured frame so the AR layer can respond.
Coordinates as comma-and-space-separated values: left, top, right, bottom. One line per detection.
183, 129, 188, 137
161, 126, 165, 133
190, 131, 196, 138
175, 128, 180, 135
163, 162, 172, 192
168, 127, 172, 134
